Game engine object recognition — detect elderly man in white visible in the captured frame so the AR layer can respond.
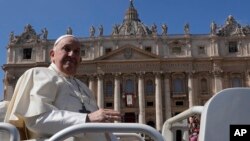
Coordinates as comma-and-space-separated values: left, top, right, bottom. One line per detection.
4, 35, 121, 141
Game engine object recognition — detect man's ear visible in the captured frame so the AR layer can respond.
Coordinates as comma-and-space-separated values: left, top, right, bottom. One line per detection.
49, 49, 55, 62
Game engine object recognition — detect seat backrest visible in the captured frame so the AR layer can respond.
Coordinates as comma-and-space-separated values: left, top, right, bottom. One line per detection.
0, 122, 20, 141
199, 88, 250, 141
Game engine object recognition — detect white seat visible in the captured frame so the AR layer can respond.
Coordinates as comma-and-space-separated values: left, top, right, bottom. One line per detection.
199, 88, 250, 141
162, 88, 250, 141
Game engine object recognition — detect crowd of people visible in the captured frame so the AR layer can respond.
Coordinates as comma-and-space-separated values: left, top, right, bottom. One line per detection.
188, 115, 200, 141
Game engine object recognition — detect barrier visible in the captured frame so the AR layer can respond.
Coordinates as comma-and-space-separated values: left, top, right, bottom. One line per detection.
48, 123, 165, 141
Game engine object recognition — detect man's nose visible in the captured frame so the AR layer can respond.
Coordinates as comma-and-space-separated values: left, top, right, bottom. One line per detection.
68, 50, 76, 56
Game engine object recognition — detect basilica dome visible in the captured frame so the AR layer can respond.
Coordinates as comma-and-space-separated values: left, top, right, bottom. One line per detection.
111, 0, 152, 36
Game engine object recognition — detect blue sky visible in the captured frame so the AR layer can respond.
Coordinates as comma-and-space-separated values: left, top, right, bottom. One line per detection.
0, 0, 250, 100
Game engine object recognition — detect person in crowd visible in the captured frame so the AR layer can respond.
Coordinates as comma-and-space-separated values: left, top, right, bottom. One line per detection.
188, 115, 200, 141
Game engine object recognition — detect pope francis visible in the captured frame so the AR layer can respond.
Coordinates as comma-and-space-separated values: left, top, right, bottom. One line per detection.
4, 35, 121, 141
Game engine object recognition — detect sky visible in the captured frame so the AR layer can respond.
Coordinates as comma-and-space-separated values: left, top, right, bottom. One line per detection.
0, 0, 250, 100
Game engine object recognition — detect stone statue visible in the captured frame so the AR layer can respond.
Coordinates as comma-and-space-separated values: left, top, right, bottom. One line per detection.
98, 25, 103, 36
24, 24, 36, 35
137, 24, 145, 36
90, 26, 95, 37
66, 27, 73, 35
41, 28, 48, 39
112, 24, 119, 35
25, 24, 32, 33
161, 24, 168, 35
151, 23, 157, 34
226, 15, 235, 25
210, 21, 217, 35
184, 23, 190, 34
9, 31, 15, 43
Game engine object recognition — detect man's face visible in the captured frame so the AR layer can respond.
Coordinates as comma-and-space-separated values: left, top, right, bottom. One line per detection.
50, 36, 81, 76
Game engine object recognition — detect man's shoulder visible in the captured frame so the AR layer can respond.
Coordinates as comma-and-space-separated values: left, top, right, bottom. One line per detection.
24, 67, 57, 76
25, 67, 51, 73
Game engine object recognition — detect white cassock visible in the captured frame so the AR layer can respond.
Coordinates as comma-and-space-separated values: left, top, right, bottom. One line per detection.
4, 63, 112, 141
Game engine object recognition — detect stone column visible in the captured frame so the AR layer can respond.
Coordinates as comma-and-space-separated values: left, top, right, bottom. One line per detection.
88, 75, 96, 98
99, 45, 104, 56
211, 39, 219, 56
164, 73, 172, 119
88, 76, 95, 92
97, 74, 104, 108
188, 72, 194, 107
138, 73, 145, 124
155, 73, 163, 131
245, 71, 250, 87
223, 73, 229, 88
155, 44, 159, 55
214, 71, 223, 94
114, 74, 121, 112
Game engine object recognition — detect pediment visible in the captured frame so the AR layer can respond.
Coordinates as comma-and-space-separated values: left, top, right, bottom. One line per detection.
95, 46, 161, 61
217, 15, 248, 37
12, 24, 41, 45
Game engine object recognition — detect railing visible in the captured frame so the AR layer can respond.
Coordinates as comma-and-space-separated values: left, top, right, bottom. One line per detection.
0, 122, 20, 141
161, 106, 203, 141
48, 123, 165, 141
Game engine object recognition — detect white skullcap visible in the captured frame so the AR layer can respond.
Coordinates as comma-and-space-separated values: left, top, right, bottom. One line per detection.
53, 34, 79, 48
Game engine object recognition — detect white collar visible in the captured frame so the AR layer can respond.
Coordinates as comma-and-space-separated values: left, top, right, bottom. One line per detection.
49, 63, 73, 78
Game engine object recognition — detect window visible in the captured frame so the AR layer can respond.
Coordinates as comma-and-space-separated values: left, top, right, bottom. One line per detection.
175, 101, 184, 106
173, 78, 185, 93
105, 48, 112, 54
228, 41, 238, 53
81, 49, 86, 56
201, 78, 208, 94
105, 102, 113, 108
172, 46, 181, 54
145, 79, 154, 95
125, 79, 134, 93
145, 46, 152, 52
105, 80, 113, 97
198, 46, 205, 54
146, 101, 154, 107
23, 48, 32, 59
231, 77, 242, 87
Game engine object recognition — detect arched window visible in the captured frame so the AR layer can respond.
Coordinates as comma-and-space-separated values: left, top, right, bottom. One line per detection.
145, 79, 154, 95
232, 77, 242, 87
125, 79, 134, 93
201, 78, 208, 93
105, 80, 113, 97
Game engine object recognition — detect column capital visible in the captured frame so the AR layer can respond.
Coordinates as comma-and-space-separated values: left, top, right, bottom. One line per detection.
88, 74, 96, 80
153, 71, 163, 77
136, 71, 145, 78
97, 73, 104, 79
114, 72, 122, 79
213, 70, 223, 77
187, 71, 196, 78
163, 72, 171, 79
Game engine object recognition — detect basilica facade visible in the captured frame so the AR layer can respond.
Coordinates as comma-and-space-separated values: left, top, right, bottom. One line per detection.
3, 1, 250, 133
